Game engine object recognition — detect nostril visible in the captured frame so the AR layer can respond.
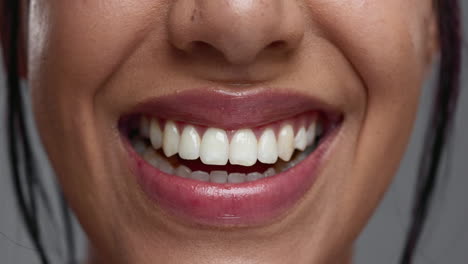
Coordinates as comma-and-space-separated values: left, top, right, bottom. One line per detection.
187, 41, 225, 60
265, 40, 287, 51
190, 41, 212, 51
168, 0, 305, 67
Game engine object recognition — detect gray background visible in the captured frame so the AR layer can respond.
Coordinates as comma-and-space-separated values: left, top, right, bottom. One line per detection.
1, 4, 468, 264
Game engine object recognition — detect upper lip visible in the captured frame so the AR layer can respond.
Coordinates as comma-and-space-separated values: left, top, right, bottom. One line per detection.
127, 86, 340, 129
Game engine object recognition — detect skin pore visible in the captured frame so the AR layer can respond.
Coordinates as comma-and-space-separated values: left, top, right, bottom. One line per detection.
25, 0, 438, 263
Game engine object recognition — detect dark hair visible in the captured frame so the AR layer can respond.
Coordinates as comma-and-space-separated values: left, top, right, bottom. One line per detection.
400, 0, 462, 263
1, 0, 462, 263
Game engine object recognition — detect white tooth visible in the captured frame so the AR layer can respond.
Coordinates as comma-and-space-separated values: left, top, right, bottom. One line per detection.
200, 128, 229, 165
150, 118, 163, 149
294, 126, 307, 151
163, 121, 180, 157
229, 129, 257, 166
143, 149, 174, 174
210, 170, 228, 183
178, 125, 201, 160
306, 122, 316, 146
257, 129, 278, 164
228, 173, 246, 184
140, 116, 150, 138
132, 138, 147, 154
264, 168, 276, 177
277, 124, 295, 161
175, 165, 191, 178
191, 171, 210, 182
246, 172, 263, 182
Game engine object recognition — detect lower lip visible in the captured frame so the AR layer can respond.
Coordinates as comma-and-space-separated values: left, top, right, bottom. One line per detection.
125, 127, 338, 226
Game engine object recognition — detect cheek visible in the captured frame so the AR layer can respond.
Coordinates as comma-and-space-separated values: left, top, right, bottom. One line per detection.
27, 0, 169, 188
304, 0, 430, 233
28, 0, 168, 100
312, 0, 428, 161
26, 0, 166, 245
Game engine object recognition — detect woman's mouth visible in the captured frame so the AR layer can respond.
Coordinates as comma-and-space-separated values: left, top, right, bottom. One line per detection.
120, 88, 342, 226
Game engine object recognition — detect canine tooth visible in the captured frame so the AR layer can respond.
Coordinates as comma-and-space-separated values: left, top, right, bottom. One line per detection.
149, 118, 163, 149
179, 125, 201, 160
175, 165, 191, 178
229, 129, 257, 166
228, 173, 246, 183
278, 124, 295, 161
200, 128, 229, 165
246, 172, 263, 182
163, 121, 180, 157
191, 171, 210, 182
140, 116, 150, 138
264, 168, 276, 177
257, 129, 278, 164
306, 122, 316, 146
294, 126, 307, 151
210, 170, 228, 183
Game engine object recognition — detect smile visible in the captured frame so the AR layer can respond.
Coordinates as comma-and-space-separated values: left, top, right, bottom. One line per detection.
120, 88, 342, 226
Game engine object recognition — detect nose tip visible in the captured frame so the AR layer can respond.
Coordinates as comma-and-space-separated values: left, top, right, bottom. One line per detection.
168, 0, 304, 65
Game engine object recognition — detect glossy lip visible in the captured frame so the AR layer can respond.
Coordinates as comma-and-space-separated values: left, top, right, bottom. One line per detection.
129, 87, 340, 130
122, 88, 342, 226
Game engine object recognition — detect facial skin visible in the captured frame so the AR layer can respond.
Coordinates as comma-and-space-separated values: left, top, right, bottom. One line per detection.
25, 0, 437, 263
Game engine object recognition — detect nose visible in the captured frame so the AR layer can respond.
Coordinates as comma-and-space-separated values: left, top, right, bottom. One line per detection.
168, 0, 305, 65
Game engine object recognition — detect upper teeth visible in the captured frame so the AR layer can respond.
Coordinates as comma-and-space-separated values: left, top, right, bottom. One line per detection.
230, 129, 258, 166
142, 116, 318, 166
179, 125, 201, 160
200, 128, 229, 165
257, 129, 278, 164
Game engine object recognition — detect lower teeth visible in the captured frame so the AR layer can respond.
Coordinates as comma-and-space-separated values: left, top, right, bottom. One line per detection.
134, 139, 317, 184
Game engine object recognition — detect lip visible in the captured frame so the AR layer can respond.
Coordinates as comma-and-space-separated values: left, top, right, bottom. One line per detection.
130, 87, 340, 129
122, 87, 342, 226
